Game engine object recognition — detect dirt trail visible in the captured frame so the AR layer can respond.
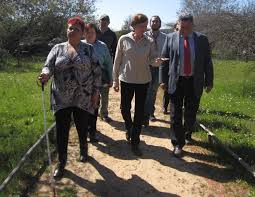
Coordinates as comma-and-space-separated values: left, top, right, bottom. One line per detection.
31, 89, 249, 197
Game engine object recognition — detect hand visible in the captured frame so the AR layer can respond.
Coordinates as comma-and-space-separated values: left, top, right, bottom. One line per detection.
160, 83, 167, 91
38, 73, 50, 84
155, 58, 163, 66
91, 92, 99, 107
113, 82, 119, 92
205, 86, 213, 93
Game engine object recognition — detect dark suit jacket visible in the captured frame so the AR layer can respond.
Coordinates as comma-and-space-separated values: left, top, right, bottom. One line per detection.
159, 31, 214, 98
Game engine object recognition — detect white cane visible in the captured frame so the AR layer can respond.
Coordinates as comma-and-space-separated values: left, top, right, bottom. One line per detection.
41, 83, 56, 197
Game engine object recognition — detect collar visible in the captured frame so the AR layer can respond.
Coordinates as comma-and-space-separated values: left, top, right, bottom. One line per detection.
179, 32, 194, 39
127, 32, 146, 42
99, 27, 110, 34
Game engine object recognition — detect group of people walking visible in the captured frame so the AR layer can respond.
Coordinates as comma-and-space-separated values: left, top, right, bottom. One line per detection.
38, 12, 213, 179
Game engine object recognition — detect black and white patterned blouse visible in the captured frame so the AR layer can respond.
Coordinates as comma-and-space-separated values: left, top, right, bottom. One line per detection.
42, 41, 101, 114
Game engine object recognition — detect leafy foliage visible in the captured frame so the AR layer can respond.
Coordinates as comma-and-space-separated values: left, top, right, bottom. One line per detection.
0, 0, 97, 57
180, 0, 255, 59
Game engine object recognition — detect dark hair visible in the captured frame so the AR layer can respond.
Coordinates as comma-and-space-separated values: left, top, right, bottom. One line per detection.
150, 15, 161, 28
99, 14, 110, 22
130, 13, 148, 27
84, 23, 98, 32
67, 16, 85, 32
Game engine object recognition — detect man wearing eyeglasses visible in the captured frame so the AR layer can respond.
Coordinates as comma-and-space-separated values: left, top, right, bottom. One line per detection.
159, 13, 214, 157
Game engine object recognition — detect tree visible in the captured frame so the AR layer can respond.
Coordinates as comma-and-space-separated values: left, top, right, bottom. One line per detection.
180, 0, 238, 16
0, 0, 97, 56
115, 15, 132, 39
180, 0, 255, 59
121, 15, 132, 32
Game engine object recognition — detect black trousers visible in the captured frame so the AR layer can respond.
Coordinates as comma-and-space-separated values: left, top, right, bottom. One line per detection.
162, 89, 170, 111
88, 108, 99, 138
169, 77, 200, 148
88, 96, 101, 138
120, 81, 149, 146
55, 107, 89, 165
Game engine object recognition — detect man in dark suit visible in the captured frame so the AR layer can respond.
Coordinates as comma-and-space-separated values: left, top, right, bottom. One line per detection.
159, 13, 214, 157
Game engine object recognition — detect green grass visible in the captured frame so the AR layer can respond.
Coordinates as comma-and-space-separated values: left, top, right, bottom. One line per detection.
0, 57, 54, 194
194, 59, 255, 194
58, 186, 77, 197
1, 58, 255, 195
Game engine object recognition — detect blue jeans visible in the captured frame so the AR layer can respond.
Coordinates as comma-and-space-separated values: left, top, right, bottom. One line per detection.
144, 67, 159, 120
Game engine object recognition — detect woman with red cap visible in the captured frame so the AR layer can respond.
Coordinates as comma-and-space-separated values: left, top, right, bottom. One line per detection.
38, 17, 101, 179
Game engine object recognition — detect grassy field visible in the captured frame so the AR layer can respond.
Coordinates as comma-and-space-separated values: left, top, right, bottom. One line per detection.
0, 57, 54, 195
193, 59, 255, 194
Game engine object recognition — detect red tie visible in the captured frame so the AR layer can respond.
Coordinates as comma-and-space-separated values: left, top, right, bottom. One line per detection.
184, 37, 191, 76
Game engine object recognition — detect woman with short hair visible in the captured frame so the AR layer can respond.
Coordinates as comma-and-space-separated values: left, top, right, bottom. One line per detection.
38, 17, 101, 179
83, 23, 113, 142
113, 13, 161, 156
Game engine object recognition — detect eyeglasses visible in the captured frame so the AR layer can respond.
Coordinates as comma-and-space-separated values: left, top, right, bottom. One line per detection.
68, 26, 81, 32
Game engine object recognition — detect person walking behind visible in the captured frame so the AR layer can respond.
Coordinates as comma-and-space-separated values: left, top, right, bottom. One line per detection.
143, 16, 167, 126
83, 23, 113, 142
38, 17, 101, 179
97, 14, 118, 122
113, 13, 162, 156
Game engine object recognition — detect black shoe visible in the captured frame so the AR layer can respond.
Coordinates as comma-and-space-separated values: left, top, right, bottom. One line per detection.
131, 145, 143, 156
149, 115, 156, 122
79, 154, 89, 162
126, 130, 131, 142
102, 116, 112, 123
53, 163, 65, 179
142, 119, 149, 128
173, 146, 183, 157
90, 136, 99, 143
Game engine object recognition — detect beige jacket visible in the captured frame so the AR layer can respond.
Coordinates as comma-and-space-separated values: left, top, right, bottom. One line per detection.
113, 32, 159, 85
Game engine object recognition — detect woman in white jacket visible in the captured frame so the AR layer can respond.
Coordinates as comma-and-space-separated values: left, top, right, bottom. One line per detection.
113, 13, 161, 156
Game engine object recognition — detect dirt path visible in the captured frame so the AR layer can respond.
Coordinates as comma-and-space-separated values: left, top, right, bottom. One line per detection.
31, 89, 249, 197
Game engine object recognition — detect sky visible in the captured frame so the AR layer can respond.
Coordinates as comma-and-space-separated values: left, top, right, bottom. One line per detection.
95, 0, 181, 31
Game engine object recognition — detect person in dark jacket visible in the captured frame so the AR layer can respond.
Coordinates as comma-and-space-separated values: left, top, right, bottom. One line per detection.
159, 13, 214, 157
97, 14, 117, 122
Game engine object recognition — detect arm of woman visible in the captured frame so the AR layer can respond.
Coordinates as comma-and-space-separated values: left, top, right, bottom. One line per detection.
112, 36, 123, 92
103, 44, 113, 87
90, 46, 102, 106
38, 45, 58, 83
